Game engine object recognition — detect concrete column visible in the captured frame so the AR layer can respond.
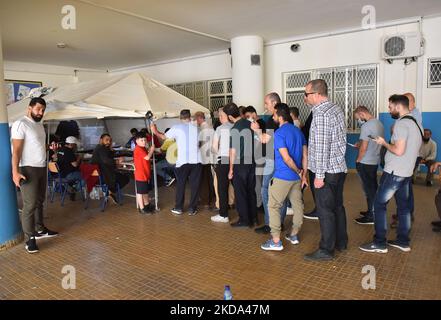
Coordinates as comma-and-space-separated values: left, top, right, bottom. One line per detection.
231, 36, 264, 114
0, 30, 23, 251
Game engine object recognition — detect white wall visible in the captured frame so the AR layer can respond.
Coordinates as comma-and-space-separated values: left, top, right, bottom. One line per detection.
3, 61, 107, 87
421, 17, 441, 112
4, 15, 441, 127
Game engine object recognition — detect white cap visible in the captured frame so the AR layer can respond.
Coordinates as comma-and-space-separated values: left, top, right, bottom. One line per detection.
65, 136, 79, 144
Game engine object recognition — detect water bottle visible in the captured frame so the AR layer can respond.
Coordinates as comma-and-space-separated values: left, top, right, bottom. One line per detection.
223, 285, 233, 300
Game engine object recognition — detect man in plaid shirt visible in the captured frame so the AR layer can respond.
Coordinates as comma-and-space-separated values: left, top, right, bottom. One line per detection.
304, 79, 348, 261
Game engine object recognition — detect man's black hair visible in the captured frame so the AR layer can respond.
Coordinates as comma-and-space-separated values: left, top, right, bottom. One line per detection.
29, 97, 47, 107
130, 128, 138, 134
275, 103, 292, 123
223, 102, 240, 119
244, 106, 257, 114
389, 94, 410, 109
100, 133, 111, 139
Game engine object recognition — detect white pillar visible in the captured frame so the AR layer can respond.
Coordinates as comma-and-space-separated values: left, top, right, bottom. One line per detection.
231, 36, 264, 114
0, 30, 22, 249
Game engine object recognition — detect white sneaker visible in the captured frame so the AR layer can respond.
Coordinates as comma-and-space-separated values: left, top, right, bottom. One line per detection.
286, 207, 294, 216
211, 214, 229, 223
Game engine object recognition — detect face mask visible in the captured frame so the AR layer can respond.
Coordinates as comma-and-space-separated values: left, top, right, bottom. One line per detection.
357, 119, 366, 126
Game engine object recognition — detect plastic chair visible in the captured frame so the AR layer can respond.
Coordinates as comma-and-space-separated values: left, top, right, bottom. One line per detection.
48, 162, 85, 206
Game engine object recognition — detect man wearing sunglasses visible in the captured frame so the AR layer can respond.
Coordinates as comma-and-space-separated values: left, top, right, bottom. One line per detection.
303, 79, 348, 261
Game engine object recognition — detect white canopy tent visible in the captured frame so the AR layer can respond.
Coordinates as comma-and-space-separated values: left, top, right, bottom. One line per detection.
7, 72, 211, 211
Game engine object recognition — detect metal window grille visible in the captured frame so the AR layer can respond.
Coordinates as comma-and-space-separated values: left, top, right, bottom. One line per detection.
168, 81, 207, 108
207, 79, 233, 112
284, 64, 378, 132
428, 58, 441, 88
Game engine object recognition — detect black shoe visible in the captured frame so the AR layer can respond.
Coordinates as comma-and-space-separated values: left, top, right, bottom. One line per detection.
25, 237, 39, 254
170, 208, 183, 215
431, 221, 441, 227
304, 249, 334, 261
141, 206, 153, 214
35, 228, 59, 239
231, 221, 249, 228
360, 211, 369, 216
426, 181, 433, 187
359, 241, 388, 253
335, 246, 348, 252
303, 211, 319, 220
254, 225, 271, 234
432, 226, 441, 233
355, 216, 374, 225
188, 209, 198, 216
387, 240, 411, 252
69, 192, 76, 201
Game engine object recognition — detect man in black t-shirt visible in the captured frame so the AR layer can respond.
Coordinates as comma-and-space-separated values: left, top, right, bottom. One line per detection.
225, 103, 257, 228
56, 136, 84, 200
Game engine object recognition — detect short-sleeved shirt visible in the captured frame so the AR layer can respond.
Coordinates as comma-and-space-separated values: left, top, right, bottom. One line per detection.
359, 118, 385, 165
11, 116, 46, 167
230, 118, 255, 165
384, 116, 422, 177
274, 123, 307, 181
165, 122, 201, 168
57, 146, 78, 177
214, 122, 233, 159
134, 145, 151, 182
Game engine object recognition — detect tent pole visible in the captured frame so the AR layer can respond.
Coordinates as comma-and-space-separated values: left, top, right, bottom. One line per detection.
44, 121, 51, 219
144, 116, 159, 211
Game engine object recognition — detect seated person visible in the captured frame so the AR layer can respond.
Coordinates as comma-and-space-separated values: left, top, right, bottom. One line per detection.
125, 128, 139, 149
414, 128, 437, 186
430, 162, 441, 232
91, 133, 130, 203
155, 128, 176, 186
56, 136, 85, 201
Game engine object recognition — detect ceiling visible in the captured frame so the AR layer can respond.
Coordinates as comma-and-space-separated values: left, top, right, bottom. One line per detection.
1, 0, 441, 70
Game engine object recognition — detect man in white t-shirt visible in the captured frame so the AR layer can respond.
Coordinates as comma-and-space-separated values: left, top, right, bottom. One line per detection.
11, 97, 58, 254
151, 109, 202, 216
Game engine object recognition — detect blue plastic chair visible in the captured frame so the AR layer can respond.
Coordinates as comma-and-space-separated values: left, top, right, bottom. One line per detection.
48, 162, 85, 206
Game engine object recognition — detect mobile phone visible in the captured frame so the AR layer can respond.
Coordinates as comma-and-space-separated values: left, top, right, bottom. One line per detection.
347, 143, 357, 147
368, 135, 376, 140
19, 177, 26, 186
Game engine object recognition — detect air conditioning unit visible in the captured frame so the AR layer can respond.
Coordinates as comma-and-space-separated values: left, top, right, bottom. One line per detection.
381, 32, 424, 60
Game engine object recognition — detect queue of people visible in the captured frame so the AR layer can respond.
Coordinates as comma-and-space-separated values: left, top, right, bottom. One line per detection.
11, 83, 440, 258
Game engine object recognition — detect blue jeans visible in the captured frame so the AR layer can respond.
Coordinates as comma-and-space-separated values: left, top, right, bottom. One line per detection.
65, 171, 85, 191
374, 172, 412, 246
262, 161, 287, 226
155, 160, 173, 182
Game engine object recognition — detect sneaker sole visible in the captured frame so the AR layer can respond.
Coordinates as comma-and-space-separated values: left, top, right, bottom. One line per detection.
35, 234, 58, 239
261, 245, 284, 251
355, 220, 374, 225
303, 215, 319, 220
285, 237, 300, 245
171, 211, 183, 215
211, 218, 229, 223
25, 246, 39, 254
387, 243, 411, 252
359, 247, 388, 253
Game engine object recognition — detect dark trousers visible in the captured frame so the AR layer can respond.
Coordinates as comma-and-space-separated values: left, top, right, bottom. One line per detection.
414, 157, 435, 183
374, 172, 412, 246
356, 162, 378, 218
19, 166, 47, 241
308, 170, 317, 212
232, 164, 257, 225
215, 162, 230, 218
175, 163, 202, 211
436, 189, 441, 220
199, 164, 215, 206
315, 172, 348, 253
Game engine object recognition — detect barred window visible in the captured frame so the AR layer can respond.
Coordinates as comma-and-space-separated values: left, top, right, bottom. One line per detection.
284, 64, 378, 132
168, 79, 233, 112
428, 58, 441, 88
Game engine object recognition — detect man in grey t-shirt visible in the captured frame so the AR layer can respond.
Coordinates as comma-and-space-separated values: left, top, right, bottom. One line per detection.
353, 106, 384, 225
360, 95, 422, 254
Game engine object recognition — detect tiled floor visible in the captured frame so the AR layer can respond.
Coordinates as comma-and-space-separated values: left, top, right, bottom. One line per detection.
0, 173, 440, 300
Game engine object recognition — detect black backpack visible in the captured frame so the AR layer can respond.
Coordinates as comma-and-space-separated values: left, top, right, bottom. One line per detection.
379, 115, 424, 168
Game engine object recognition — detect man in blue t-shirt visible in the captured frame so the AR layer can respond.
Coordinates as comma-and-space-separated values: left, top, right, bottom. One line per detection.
260, 103, 308, 251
